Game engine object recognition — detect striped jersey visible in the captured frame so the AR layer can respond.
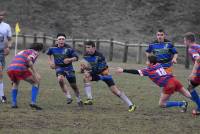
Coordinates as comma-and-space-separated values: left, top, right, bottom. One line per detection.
188, 44, 200, 77
146, 39, 177, 68
138, 63, 173, 87
7, 49, 39, 71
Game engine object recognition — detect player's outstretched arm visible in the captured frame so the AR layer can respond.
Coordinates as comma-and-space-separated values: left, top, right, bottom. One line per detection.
116, 67, 140, 75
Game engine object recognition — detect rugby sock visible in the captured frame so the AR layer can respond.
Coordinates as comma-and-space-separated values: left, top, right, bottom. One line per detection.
190, 89, 200, 109
11, 89, 18, 106
119, 91, 133, 106
166, 101, 184, 107
0, 82, 4, 97
65, 92, 72, 99
84, 83, 92, 99
31, 86, 39, 104
99, 75, 112, 81
76, 96, 81, 102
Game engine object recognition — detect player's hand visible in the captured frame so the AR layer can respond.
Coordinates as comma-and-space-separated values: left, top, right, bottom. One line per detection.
115, 67, 123, 74
172, 58, 177, 64
50, 63, 56, 69
64, 58, 72, 64
146, 60, 150, 65
188, 73, 194, 81
4, 48, 10, 56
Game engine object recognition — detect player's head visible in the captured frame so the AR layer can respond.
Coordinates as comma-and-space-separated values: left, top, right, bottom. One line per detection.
148, 55, 157, 65
85, 41, 96, 54
56, 33, 66, 47
0, 10, 6, 22
184, 32, 196, 46
156, 29, 165, 42
29, 43, 44, 52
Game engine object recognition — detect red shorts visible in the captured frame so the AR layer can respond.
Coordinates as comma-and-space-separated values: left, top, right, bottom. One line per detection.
7, 70, 32, 82
163, 77, 183, 95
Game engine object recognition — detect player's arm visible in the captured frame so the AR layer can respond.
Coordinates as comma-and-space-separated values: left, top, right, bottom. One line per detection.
145, 44, 152, 65
116, 67, 140, 75
48, 55, 56, 69
27, 60, 40, 83
190, 56, 200, 77
170, 44, 178, 64
63, 49, 78, 64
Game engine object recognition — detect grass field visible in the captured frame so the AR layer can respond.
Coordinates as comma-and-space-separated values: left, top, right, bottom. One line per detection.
0, 51, 200, 134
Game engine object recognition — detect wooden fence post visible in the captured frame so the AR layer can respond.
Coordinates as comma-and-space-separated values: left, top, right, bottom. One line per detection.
109, 38, 114, 61
96, 38, 100, 51
33, 33, 37, 43
123, 41, 128, 63
185, 46, 190, 69
52, 39, 56, 46
72, 39, 76, 49
137, 44, 142, 64
22, 34, 26, 49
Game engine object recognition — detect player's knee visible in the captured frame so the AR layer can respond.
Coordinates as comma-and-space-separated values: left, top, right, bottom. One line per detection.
58, 76, 65, 83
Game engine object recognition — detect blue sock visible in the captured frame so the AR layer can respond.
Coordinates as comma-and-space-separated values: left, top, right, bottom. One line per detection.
31, 86, 39, 104
166, 101, 184, 108
11, 89, 18, 106
99, 75, 112, 80
190, 89, 200, 109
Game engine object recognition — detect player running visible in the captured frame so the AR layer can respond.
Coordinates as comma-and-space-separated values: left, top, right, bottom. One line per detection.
146, 29, 178, 73
81, 41, 136, 112
47, 33, 83, 106
116, 55, 194, 113
7, 43, 43, 110
184, 32, 200, 115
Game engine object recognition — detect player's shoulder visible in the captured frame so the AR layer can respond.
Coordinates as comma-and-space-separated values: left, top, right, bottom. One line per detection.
1, 22, 11, 28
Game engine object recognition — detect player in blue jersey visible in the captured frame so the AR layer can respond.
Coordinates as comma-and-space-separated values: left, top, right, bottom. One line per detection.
0, 10, 12, 103
146, 29, 178, 73
116, 55, 199, 113
47, 33, 83, 106
81, 41, 136, 112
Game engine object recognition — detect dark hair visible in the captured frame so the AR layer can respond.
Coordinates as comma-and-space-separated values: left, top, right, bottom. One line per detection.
29, 43, 43, 51
157, 29, 165, 33
85, 41, 95, 47
56, 33, 66, 38
184, 32, 196, 42
148, 55, 157, 65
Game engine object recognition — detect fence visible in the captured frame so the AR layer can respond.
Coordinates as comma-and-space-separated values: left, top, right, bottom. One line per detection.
12, 33, 190, 69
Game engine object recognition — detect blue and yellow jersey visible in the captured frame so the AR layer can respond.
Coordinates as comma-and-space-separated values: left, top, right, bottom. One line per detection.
83, 51, 108, 74
146, 39, 178, 68
46, 45, 78, 71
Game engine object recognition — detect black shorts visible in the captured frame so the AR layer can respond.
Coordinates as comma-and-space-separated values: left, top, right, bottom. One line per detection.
56, 70, 76, 84
90, 73, 115, 87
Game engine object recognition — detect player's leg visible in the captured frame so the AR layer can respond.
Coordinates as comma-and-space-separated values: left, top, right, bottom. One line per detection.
11, 80, 20, 108
0, 59, 6, 103
7, 70, 20, 108
83, 71, 93, 105
67, 72, 83, 106
24, 74, 42, 110
57, 74, 72, 104
159, 92, 187, 112
161, 79, 187, 111
187, 80, 200, 114
103, 77, 136, 112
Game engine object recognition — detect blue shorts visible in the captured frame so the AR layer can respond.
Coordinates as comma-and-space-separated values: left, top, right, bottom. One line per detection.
55, 67, 76, 84
90, 72, 115, 87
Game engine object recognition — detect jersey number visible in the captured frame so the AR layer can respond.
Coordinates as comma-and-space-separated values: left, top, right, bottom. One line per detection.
156, 68, 167, 76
